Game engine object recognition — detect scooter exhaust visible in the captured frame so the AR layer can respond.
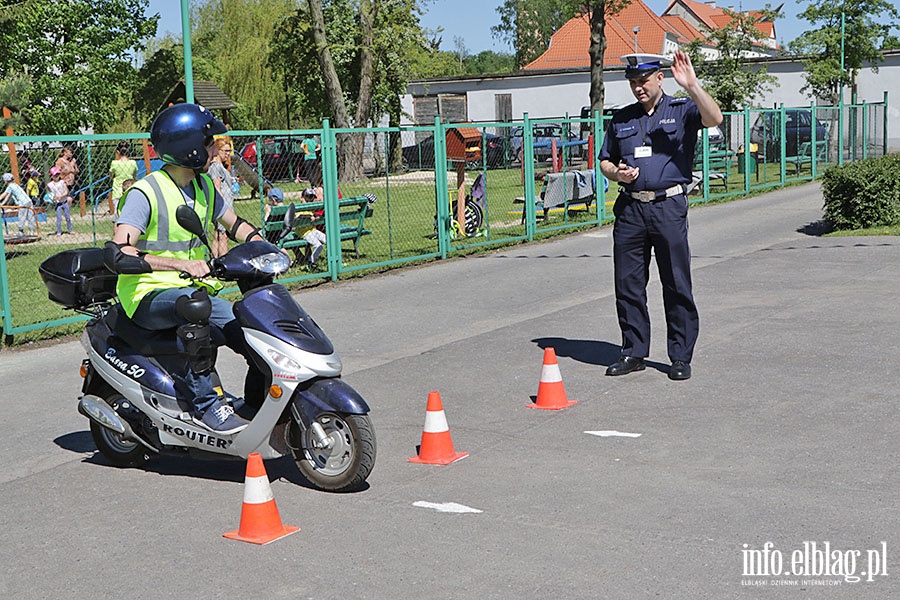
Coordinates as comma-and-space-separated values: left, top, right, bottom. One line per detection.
78, 395, 158, 453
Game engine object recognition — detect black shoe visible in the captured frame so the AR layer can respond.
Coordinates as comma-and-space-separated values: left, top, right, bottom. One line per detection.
605, 356, 646, 376
668, 361, 692, 381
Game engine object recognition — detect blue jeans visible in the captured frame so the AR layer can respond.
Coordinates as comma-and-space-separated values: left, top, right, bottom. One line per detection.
130, 287, 261, 415
56, 201, 72, 234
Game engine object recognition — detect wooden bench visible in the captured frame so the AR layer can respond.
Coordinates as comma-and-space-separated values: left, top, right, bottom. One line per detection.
693, 148, 733, 190
785, 140, 827, 175
263, 196, 373, 261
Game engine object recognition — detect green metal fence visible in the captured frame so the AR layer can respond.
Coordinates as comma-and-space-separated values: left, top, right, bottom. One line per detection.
0, 95, 888, 342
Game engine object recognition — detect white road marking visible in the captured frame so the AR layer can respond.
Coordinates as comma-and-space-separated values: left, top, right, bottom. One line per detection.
413, 501, 483, 514
584, 430, 642, 438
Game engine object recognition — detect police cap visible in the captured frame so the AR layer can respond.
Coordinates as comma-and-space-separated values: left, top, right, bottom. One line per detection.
621, 53, 672, 79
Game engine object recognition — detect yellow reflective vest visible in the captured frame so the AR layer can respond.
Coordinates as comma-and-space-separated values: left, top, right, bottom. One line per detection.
116, 171, 218, 317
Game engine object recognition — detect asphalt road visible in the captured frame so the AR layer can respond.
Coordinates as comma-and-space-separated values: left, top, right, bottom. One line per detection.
1, 181, 897, 599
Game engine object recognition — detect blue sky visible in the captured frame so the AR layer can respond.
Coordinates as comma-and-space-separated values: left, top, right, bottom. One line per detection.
146, 0, 838, 54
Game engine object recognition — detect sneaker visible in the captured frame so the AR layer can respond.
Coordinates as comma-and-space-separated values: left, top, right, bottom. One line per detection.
193, 399, 249, 434
224, 393, 257, 420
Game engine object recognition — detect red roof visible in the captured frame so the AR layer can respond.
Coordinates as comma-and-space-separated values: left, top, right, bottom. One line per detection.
675, 0, 775, 40
524, 1, 694, 70
523, 0, 776, 71
662, 14, 705, 43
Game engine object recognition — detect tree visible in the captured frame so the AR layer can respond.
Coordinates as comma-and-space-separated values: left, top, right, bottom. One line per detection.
790, 0, 900, 104
271, 0, 426, 179
492, 0, 583, 69
0, 75, 32, 132
492, 2, 629, 114
685, 7, 781, 112
306, 0, 370, 181
0, 0, 158, 134
463, 51, 516, 75
191, 0, 296, 130
587, 2, 630, 114
453, 36, 469, 69
132, 40, 219, 128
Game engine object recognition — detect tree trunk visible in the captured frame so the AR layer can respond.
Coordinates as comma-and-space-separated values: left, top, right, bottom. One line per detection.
339, 0, 377, 182
388, 95, 403, 173
588, 3, 607, 114
307, 0, 350, 129
308, 0, 361, 180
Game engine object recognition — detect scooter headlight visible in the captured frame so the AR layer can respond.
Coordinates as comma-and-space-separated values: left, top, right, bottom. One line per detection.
267, 348, 304, 372
250, 251, 291, 276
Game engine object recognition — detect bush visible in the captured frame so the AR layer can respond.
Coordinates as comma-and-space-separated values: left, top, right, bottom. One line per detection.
822, 153, 900, 230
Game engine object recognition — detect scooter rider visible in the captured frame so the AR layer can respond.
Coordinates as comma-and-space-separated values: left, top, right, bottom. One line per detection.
107, 103, 266, 434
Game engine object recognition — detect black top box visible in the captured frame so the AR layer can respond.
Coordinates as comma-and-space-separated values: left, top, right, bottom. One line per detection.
39, 248, 118, 309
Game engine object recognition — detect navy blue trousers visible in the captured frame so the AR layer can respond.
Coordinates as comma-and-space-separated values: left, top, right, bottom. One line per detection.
612, 193, 698, 363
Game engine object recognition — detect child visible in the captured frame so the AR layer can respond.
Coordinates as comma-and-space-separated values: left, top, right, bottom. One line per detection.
297, 187, 326, 269
46, 166, 73, 236
263, 186, 285, 240
23, 170, 40, 203
1, 172, 35, 237
109, 141, 137, 217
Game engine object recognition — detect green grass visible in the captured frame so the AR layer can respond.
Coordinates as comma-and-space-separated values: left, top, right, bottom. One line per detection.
3, 166, 605, 344
825, 224, 900, 237
6, 160, 879, 346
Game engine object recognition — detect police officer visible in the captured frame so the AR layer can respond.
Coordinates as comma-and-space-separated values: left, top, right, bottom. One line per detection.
108, 104, 267, 432
598, 51, 722, 380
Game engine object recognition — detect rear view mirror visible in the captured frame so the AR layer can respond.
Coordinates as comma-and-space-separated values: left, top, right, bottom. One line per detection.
175, 205, 211, 250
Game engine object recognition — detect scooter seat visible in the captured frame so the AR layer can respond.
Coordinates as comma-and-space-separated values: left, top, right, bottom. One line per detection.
106, 304, 180, 355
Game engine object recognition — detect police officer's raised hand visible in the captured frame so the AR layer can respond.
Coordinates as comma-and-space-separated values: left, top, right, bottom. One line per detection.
671, 50, 723, 127
671, 50, 698, 91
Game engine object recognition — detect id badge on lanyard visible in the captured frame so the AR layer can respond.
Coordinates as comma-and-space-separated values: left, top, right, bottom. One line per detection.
635, 146, 652, 159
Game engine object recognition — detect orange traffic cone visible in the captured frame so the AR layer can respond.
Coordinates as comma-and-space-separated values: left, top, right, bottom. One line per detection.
408, 391, 469, 465
528, 347, 577, 410
223, 452, 300, 545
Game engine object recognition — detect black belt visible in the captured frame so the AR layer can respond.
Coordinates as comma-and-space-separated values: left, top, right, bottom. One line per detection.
626, 184, 684, 203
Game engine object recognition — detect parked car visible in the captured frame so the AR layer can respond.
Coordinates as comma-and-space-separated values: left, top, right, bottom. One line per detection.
238, 136, 310, 181
750, 110, 828, 161
402, 132, 505, 170
509, 123, 583, 162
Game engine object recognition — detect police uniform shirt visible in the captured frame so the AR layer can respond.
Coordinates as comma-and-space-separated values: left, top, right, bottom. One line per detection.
599, 93, 703, 192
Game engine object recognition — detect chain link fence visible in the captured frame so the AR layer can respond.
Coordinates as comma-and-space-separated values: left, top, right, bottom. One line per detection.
0, 97, 888, 343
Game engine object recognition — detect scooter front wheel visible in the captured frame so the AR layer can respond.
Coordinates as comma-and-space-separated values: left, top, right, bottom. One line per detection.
290, 412, 375, 493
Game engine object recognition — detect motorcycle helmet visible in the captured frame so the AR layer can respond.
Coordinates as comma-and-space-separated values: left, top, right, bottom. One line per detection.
150, 103, 226, 170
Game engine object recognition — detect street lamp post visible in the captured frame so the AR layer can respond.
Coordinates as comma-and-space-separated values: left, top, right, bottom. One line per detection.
838, 11, 845, 165
181, 0, 194, 104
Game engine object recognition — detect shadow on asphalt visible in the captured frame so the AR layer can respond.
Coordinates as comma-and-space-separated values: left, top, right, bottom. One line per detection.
797, 220, 831, 236
53, 431, 369, 492
531, 336, 669, 373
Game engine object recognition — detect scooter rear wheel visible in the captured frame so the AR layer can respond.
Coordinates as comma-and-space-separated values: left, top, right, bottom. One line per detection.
290, 412, 375, 493
89, 395, 149, 468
